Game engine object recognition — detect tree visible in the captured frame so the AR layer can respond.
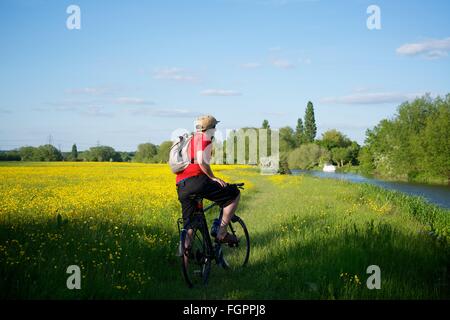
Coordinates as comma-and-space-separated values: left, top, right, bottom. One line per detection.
262, 119, 270, 129
279, 126, 296, 154
331, 147, 351, 167
319, 129, 352, 150
154, 141, 172, 163
304, 101, 317, 143
420, 96, 450, 180
358, 146, 375, 175
35, 144, 63, 161
295, 118, 305, 146
0, 150, 21, 161
287, 143, 329, 169
134, 143, 158, 163
18, 146, 37, 161
347, 141, 361, 165
120, 152, 132, 162
71, 144, 78, 160
361, 94, 450, 183
86, 146, 119, 162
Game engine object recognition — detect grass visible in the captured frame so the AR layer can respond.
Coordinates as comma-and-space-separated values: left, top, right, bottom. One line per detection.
0, 162, 449, 299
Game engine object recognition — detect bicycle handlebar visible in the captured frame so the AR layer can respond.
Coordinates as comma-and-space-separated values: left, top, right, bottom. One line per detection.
228, 182, 245, 189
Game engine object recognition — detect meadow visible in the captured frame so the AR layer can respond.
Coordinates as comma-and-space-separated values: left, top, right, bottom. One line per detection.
0, 162, 448, 299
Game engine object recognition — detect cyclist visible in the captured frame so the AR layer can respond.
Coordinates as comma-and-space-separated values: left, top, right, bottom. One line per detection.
176, 115, 240, 245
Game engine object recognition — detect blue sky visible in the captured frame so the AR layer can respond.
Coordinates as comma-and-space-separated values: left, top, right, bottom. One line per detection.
1, 0, 449, 151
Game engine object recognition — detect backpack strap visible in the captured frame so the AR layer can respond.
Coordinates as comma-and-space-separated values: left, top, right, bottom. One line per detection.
188, 134, 195, 164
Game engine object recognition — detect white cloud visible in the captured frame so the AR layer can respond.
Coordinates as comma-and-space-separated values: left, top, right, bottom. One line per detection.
396, 37, 450, 59
153, 68, 198, 82
200, 89, 242, 96
272, 59, 295, 69
125, 107, 200, 118
321, 92, 424, 105
240, 62, 262, 69
45, 103, 114, 117
115, 97, 155, 105
79, 106, 114, 117
66, 87, 111, 95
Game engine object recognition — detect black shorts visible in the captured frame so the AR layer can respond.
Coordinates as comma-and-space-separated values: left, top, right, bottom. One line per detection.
176, 174, 240, 226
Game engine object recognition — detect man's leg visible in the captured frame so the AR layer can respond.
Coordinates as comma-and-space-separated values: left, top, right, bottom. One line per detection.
217, 193, 240, 240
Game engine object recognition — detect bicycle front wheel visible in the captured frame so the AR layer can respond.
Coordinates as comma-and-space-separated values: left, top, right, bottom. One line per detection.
180, 223, 212, 288
220, 216, 250, 270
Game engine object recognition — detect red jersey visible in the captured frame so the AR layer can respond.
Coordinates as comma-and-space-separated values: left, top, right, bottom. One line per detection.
176, 132, 212, 184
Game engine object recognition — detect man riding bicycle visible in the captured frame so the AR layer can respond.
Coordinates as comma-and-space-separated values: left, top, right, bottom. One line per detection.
176, 115, 240, 245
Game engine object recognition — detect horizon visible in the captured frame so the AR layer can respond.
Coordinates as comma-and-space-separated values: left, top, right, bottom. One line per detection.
1, 0, 450, 152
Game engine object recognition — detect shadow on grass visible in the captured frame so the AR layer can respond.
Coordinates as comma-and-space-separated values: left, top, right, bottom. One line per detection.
1, 212, 448, 299
203, 215, 449, 300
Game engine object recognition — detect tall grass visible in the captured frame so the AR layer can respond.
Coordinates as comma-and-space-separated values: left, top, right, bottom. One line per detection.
0, 163, 448, 299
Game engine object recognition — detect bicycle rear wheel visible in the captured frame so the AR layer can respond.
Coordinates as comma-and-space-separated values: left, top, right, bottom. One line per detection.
219, 215, 250, 270
180, 222, 212, 288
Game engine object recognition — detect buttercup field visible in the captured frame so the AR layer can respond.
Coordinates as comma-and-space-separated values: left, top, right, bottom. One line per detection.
1, 162, 448, 299
1, 0, 450, 311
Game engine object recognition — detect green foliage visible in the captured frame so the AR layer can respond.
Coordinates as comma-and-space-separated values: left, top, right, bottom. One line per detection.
153, 141, 172, 163
295, 118, 305, 146
262, 119, 270, 129
278, 152, 291, 174
358, 146, 375, 175
287, 143, 329, 169
35, 144, 63, 161
279, 126, 297, 154
361, 94, 450, 183
18, 146, 37, 161
84, 146, 120, 162
71, 144, 78, 160
319, 129, 352, 150
119, 152, 133, 162
332, 147, 351, 167
134, 143, 158, 163
304, 101, 317, 143
317, 130, 360, 167
0, 150, 21, 161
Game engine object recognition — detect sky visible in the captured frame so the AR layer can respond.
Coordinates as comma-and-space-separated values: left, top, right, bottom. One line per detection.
0, 0, 449, 151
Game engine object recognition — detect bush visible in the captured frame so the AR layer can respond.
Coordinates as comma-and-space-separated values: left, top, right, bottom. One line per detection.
0, 151, 21, 161
288, 143, 329, 169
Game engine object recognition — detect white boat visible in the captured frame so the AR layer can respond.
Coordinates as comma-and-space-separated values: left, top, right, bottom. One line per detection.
323, 164, 336, 172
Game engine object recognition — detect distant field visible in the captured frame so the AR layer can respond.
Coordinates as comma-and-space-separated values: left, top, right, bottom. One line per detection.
0, 162, 448, 299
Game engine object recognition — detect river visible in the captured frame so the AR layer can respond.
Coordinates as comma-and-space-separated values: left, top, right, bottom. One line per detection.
291, 170, 450, 209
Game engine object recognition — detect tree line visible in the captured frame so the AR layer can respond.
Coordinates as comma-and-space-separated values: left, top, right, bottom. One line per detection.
359, 94, 450, 184
0, 142, 172, 163
0, 101, 360, 169
264, 101, 361, 173
1, 94, 448, 184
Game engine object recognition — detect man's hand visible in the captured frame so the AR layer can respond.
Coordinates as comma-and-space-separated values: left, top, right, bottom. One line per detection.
211, 177, 227, 187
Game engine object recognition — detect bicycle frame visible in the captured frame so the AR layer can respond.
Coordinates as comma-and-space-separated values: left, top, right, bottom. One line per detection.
177, 182, 247, 286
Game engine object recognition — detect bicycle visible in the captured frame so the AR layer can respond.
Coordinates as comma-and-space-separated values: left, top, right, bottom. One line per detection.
176, 183, 250, 288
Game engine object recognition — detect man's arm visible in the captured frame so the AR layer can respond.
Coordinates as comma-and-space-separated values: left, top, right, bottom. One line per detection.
197, 143, 227, 187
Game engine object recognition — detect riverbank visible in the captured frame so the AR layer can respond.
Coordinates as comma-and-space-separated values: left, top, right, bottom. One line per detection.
0, 163, 449, 299
333, 164, 449, 186
292, 169, 450, 210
